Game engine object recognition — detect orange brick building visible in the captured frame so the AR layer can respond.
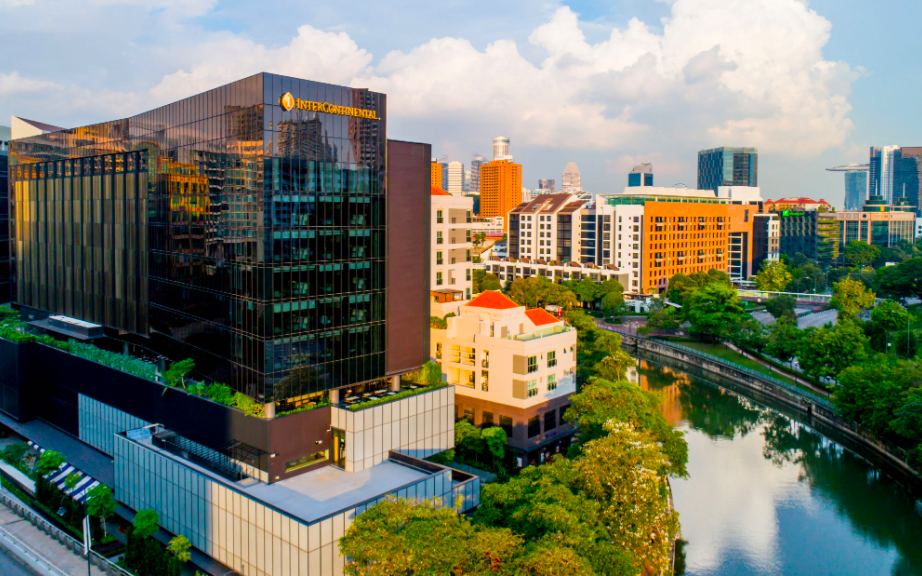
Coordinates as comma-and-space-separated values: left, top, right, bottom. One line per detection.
642, 202, 730, 293
480, 159, 522, 232
431, 161, 443, 188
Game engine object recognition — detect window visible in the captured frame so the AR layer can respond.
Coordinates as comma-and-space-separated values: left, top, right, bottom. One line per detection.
527, 380, 538, 398
483, 411, 494, 426
466, 269, 471, 281
285, 450, 329, 472
527, 416, 541, 438
481, 370, 489, 391
547, 350, 557, 368
435, 342, 442, 359
463, 408, 474, 423
437, 231, 443, 245
436, 272, 443, 286
437, 210, 443, 224
527, 356, 537, 373
466, 288, 471, 299
560, 404, 571, 420
500, 415, 514, 437
436, 251, 443, 265
482, 350, 490, 368
547, 373, 557, 391
466, 249, 471, 262
466, 211, 472, 223
466, 230, 472, 243
544, 410, 557, 431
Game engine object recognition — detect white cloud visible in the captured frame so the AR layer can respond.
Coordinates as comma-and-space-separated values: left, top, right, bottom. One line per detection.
0, 71, 58, 95
150, 26, 373, 103
348, 0, 858, 156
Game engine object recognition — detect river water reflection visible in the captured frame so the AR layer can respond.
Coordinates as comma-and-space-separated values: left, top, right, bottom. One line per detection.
630, 359, 922, 576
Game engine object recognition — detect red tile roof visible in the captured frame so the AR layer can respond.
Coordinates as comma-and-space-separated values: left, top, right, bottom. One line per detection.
467, 291, 520, 310
526, 308, 559, 326
765, 197, 830, 206
431, 187, 450, 196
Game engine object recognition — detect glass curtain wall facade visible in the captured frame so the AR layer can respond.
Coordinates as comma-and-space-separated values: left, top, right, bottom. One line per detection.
896, 147, 922, 216
844, 170, 869, 211
697, 147, 758, 192
10, 73, 388, 404
0, 135, 9, 303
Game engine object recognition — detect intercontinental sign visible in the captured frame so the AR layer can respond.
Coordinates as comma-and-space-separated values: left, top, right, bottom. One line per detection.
279, 92, 379, 119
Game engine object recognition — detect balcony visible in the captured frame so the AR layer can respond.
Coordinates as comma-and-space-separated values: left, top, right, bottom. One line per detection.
505, 325, 573, 342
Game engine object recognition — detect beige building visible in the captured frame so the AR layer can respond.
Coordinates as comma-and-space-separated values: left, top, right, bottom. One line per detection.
431, 187, 474, 316
431, 291, 577, 453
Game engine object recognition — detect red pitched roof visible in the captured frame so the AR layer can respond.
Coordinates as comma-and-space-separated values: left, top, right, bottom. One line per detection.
431, 187, 450, 196
468, 291, 520, 310
526, 308, 559, 326
765, 197, 830, 206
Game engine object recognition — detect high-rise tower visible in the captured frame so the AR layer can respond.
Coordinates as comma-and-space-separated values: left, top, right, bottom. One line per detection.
826, 164, 869, 210
869, 146, 900, 203
492, 136, 510, 160
561, 162, 581, 192
697, 147, 758, 192
480, 159, 522, 232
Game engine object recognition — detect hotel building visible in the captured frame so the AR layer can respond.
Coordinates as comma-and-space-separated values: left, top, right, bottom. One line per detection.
834, 195, 915, 249
5, 73, 478, 576
430, 291, 577, 454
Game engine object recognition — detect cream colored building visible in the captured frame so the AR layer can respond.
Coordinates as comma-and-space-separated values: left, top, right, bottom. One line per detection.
431, 187, 474, 316
430, 291, 577, 453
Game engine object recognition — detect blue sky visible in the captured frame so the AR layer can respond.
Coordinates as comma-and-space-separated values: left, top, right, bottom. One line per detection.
1, 0, 919, 206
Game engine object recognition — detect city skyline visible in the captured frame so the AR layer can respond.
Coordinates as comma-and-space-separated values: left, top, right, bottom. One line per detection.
1, 1, 920, 207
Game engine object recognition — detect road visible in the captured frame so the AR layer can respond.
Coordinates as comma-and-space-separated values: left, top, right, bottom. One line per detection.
0, 540, 38, 576
751, 308, 838, 329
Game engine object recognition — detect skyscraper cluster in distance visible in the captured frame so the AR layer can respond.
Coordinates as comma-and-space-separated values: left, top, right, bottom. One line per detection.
826, 146, 922, 216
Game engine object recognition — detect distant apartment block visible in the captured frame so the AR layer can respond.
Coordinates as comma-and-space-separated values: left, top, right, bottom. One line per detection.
431, 187, 474, 316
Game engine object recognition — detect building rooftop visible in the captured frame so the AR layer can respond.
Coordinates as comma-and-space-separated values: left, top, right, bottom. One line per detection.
525, 308, 559, 326
765, 197, 830, 206
467, 290, 520, 310
510, 194, 582, 215
243, 461, 428, 524
431, 187, 450, 196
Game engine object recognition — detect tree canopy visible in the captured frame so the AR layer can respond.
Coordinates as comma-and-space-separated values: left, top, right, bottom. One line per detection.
830, 278, 875, 318
796, 320, 869, 381
844, 241, 881, 268
765, 294, 797, 321
683, 284, 745, 340
753, 259, 792, 292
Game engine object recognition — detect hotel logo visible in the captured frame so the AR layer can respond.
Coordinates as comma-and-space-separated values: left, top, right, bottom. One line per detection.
278, 92, 378, 120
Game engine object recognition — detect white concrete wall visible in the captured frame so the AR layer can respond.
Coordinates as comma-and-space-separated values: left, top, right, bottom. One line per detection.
432, 195, 473, 300
330, 387, 455, 473
613, 204, 645, 292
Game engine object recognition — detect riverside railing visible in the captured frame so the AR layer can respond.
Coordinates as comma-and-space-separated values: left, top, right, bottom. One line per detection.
0, 491, 134, 576
649, 338, 836, 409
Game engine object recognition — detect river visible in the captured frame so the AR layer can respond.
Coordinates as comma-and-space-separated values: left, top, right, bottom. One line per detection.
629, 357, 922, 576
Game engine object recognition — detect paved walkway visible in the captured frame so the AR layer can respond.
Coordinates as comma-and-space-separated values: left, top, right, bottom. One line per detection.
0, 488, 105, 576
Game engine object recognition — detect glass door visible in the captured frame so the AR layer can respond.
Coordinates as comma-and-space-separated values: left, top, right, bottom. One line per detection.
332, 428, 346, 469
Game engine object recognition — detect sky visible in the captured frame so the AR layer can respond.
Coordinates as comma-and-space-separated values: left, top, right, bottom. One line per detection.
1, 0, 920, 207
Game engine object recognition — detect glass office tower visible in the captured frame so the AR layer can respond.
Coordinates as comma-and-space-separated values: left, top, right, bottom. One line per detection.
0, 127, 9, 303
10, 73, 395, 404
697, 147, 758, 192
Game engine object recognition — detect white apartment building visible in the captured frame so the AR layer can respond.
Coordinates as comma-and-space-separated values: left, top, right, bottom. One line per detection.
431, 188, 474, 316
483, 259, 629, 288
448, 160, 464, 196
431, 291, 577, 453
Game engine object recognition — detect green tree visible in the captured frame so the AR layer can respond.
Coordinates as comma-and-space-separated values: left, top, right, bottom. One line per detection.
421, 361, 443, 386
830, 278, 875, 318
36, 450, 65, 477
600, 291, 624, 317
133, 509, 160, 539
167, 535, 192, 563
765, 318, 803, 366
65, 472, 81, 491
565, 378, 688, 477
729, 318, 767, 353
797, 320, 869, 381
875, 258, 922, 301
871, 299, 911, 332
164, 358, 195, 389
683, 284, 745, 341
834, 356, 922, 437
844, 240, 881, 268
640, 302, 679, 335
86, 485, 116, 538
340, 499, 526, 575
429, 315, 448, 329
574, 278, 600, 305
481, 427, 507, 459
474, 271, 501, 293
592, 353, 636, 382
754, 259, 792, 292
598, 278, 624, 298
765, 294, 797, 321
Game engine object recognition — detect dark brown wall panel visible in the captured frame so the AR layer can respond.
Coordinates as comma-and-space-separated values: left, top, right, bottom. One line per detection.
385, 140, 431, 376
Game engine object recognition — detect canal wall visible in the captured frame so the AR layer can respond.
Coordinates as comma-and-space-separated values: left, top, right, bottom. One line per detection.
608, 327, 922, 491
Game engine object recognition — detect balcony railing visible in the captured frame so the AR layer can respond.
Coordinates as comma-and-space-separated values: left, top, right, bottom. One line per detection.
505, 325, 572, 342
